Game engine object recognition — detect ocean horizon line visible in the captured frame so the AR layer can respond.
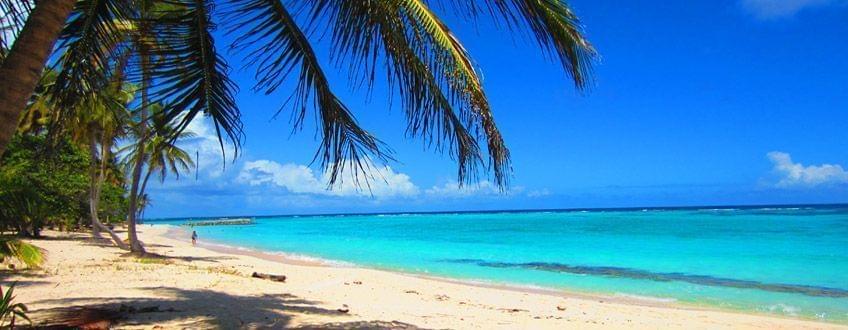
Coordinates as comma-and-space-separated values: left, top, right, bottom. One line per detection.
144, 202, 848, 222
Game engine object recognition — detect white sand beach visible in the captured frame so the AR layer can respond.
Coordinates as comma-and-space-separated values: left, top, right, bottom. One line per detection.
3, 226, 844, 329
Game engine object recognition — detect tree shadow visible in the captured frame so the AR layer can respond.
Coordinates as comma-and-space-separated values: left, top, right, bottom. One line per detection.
121, 251, 236, 263
0, 280, 51, 288
28, 234, 91, 242
0, 269, 50, 280
29, 286, 348, 328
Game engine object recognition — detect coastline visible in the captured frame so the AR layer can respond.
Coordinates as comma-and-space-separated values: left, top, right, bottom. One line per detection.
6, 226, 845, 329
160, 224, 845, 328
162, 225, 697, 309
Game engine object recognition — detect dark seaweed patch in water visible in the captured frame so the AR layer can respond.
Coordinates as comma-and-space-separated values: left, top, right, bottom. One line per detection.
442, 259, 848, 298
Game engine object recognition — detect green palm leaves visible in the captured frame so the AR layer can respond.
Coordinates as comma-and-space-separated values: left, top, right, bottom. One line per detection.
51, 0, 133, 109
0, 0, 33, 56
121, 104, 196, 215
0, 283, 31, 327
144, 106, 196, 183
228, 0, 391, 186
435, 0, 596, 88
0, 238, 45, 268
150, 0, 241, 160
35, 0, 595, 190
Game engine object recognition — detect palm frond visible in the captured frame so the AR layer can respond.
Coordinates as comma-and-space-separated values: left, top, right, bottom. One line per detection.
301, 0, 508, 186
148, 0, 243, 161
0, 0, 34, 55
0, 238, 45, 268
227, 0, 391, 186
49, 0, 134, 109
433, 0, 596, 89
399, 0, 511, 186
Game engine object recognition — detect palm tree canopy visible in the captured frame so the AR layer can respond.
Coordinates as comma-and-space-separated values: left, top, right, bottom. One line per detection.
10, 0, 596, 190
121, 103, 196, 183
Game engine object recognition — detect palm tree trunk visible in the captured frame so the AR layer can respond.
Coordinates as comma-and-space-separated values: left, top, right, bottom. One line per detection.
88, 133, 104, 240
139, 169, 153, 204
89, 132, 130, 250
0, 0, 76, 156
125, 42, 151, 254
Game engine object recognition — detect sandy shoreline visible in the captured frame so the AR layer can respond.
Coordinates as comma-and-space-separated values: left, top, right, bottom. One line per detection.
3, 226, 845, 329
162, 226, 698, 310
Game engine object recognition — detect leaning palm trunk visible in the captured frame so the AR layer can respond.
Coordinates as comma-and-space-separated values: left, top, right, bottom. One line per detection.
125, 42, 152, 254
88, 133, 105, 240
88, 133, 129, 250
0, 0, 76, 156
126, 128, 147, 253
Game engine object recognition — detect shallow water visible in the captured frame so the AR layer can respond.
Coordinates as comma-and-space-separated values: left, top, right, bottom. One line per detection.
151, 205, 848, 323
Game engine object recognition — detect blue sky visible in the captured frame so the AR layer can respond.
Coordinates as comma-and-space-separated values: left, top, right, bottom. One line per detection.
145, 0, 848, 218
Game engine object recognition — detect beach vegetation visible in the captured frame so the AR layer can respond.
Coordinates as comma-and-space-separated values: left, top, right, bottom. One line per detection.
120, 103, 197, 252
0, 0, 595, 189
1, 0, 595, 254
0, 283, 30, 328
0, 238, 45, 268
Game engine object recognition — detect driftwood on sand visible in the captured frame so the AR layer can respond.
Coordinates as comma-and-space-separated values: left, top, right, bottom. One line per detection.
251, 272, 286, 282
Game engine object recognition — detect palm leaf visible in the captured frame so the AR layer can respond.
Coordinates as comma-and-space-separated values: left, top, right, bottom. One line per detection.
435, 0, 596, 88
0, 238, 45, 268
227, 0, 391, 187
50, 0, 134, 109
148, 0, 243, 162
399, 0, 511, 186
0, 0, 34, 55
302, 0, 506, 186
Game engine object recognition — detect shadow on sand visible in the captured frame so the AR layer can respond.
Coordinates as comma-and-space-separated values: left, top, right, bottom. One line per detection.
27, 287, 426, 329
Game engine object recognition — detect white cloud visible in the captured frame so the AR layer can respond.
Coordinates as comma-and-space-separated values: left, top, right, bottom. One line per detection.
236, 159, 419, 198
527, 188, 552, 198
424, 181, 523, 198
741, 0, 839, 19
767, 151, 848, 187
181, 117, 237, 178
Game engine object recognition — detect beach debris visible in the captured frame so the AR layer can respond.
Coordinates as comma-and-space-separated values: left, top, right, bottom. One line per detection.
435, 294, 450, 301
32, 307, 122, 329
252, 272, 287, 282
337, 304, 350, 313
404, 290, 420, 295
557, 305, 567, 311
500, 308, 528, 313
353, 280, 363, 285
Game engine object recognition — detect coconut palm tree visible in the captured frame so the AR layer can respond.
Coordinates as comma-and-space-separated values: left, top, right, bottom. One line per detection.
16, 67, 134, 249
0, 0, 595, 184
0, 0, 76, 153
125, 104, 196, 220
79, 81, 134, 250
3, 0, 595, 252
119, 103, 195, 252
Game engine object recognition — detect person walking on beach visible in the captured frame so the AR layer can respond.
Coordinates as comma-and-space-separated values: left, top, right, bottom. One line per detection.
191, 231, 198, 246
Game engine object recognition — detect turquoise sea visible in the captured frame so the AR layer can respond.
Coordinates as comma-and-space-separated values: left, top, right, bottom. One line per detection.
150, 205, 848, 323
